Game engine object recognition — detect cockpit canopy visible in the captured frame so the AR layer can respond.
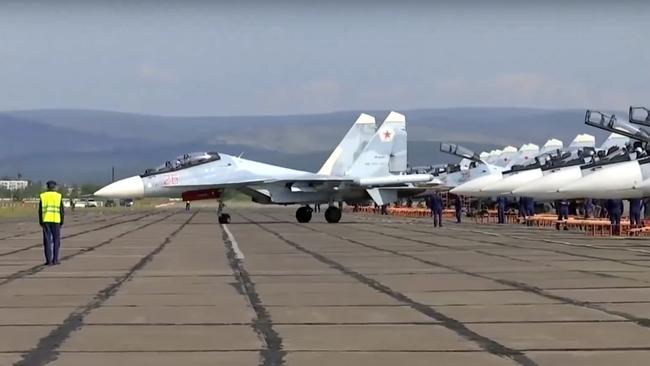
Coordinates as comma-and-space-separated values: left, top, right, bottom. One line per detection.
142, 152, 221, 176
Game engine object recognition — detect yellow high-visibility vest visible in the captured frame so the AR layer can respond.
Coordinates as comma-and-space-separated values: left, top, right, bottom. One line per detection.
40, 191, 62, 223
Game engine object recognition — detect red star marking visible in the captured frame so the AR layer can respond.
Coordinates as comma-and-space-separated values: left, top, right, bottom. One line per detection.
383, 130, 392, 139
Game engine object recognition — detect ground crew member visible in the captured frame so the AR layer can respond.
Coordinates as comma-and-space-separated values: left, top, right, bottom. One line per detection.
453, 195, 462, 223
314, 203, 321, 213
496, 196, 506, 224
39, 181, 64, 265
607, 199, 623, 235
644, 198, 650, 219
185, 201, 191, 211
380, 204, 389, 215
526, 197, 535, 217
518, 197, 527, 223
556, 199, 569, 230
430, 193, 443, 227
629, 198, 642, 229
584, 198, 594, 219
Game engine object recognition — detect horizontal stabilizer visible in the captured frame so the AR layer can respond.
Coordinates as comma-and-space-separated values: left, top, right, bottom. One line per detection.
367, 188, 398, 205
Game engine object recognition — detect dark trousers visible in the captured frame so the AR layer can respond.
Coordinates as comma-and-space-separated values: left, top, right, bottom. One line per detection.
497, 207, 505, 224
610, 213, 622, 235
42, 223, 61, 264
432, 210, 442, 227
630, 212, 641, 227
455, 208, 461, 223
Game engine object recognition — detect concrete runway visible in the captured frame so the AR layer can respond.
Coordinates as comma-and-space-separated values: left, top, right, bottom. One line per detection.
3, 207, 650, 365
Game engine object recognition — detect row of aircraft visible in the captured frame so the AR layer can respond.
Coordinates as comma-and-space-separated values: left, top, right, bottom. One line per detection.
95, 112, 433, 224
94, 106, 650, 223
430, 106, 650, 204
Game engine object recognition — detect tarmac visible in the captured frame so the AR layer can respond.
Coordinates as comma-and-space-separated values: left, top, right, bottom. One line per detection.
3, 206, 650, 365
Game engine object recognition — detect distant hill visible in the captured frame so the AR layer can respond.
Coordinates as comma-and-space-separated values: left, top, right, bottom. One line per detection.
0, 107, 613, 183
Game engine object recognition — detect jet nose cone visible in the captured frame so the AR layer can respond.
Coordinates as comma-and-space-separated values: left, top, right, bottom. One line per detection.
95, 176, 145, 198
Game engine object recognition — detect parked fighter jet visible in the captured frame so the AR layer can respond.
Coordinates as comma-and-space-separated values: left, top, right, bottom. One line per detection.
450, 142, 549, 197
555, 110, 650, 199
510, 132, 625, 199
478, 135, 600, 196
95, 112, 432, 224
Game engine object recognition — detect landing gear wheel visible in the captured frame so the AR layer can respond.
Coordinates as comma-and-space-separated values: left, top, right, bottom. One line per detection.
218, 213, 231, 224
324, 206, 342, 224
296, 207, 312, 223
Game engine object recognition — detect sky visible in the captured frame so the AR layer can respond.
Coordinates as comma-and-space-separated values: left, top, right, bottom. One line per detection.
0, 0, 648, 116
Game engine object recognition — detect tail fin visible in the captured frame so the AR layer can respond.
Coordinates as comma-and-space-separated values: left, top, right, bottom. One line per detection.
568, 134, 595, 149
599, 132, 630, 151
318, 113, 376, 175
387, 111, 407, 173
346, 111, 405, 178
495, 146, 518, 167
538, 139, 563, 155
511, 143, 539, 165
487, 149, 503, 164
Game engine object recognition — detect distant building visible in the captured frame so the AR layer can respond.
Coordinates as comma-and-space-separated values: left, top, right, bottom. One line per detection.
0, 180, 29, 191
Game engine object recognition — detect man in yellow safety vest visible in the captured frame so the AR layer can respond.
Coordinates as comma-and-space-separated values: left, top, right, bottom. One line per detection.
39, 180, 64, 265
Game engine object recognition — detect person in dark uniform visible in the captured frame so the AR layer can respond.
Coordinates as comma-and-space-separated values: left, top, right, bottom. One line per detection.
453, 195, 462, 223
496, 196, 506, 224
518, 197, 526, 223
185, 201, 191, 211
584, 198, 594, 219
643, 198, 650, 219
39, 181, 64, 265
380, 204, 389, 215
526, 197, 535, 216
607, 199, 623, 235
556, 199, 569, 230
314, 203, 321, 213
430, 193, 443, 227
629, 198, 642, 229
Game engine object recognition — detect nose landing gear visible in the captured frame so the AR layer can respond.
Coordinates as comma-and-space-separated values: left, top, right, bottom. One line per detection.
218, 213, 231, 224
217, 200, 231, 224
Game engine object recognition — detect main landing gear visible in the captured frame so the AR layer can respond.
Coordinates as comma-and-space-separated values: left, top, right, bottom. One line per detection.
324, 206, 342, 224
295, 204, 342, 224
296, 206, 313, 223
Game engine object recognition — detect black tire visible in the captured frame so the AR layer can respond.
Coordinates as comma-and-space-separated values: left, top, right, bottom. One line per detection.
218, 213, 231, 224
324, 206, 342, 223
296, 207, 312, 223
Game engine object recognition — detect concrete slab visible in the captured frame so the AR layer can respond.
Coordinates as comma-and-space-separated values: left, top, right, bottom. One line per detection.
269, 305, 433, 323
528, 350, 650, 366
49, 352, 260, 366
86, 305, 255, 324
277, 324, 480, 351
286, 351, 519, 366
469, 322, 650, 349
62, 325, 262, 351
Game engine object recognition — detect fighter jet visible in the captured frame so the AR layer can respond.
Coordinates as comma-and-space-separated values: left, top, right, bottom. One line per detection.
450, 142, 549, 197
556, 110, 650, 199
478, 135, 601, 197
95, 112, 432, 224
511, 132, 627, 200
